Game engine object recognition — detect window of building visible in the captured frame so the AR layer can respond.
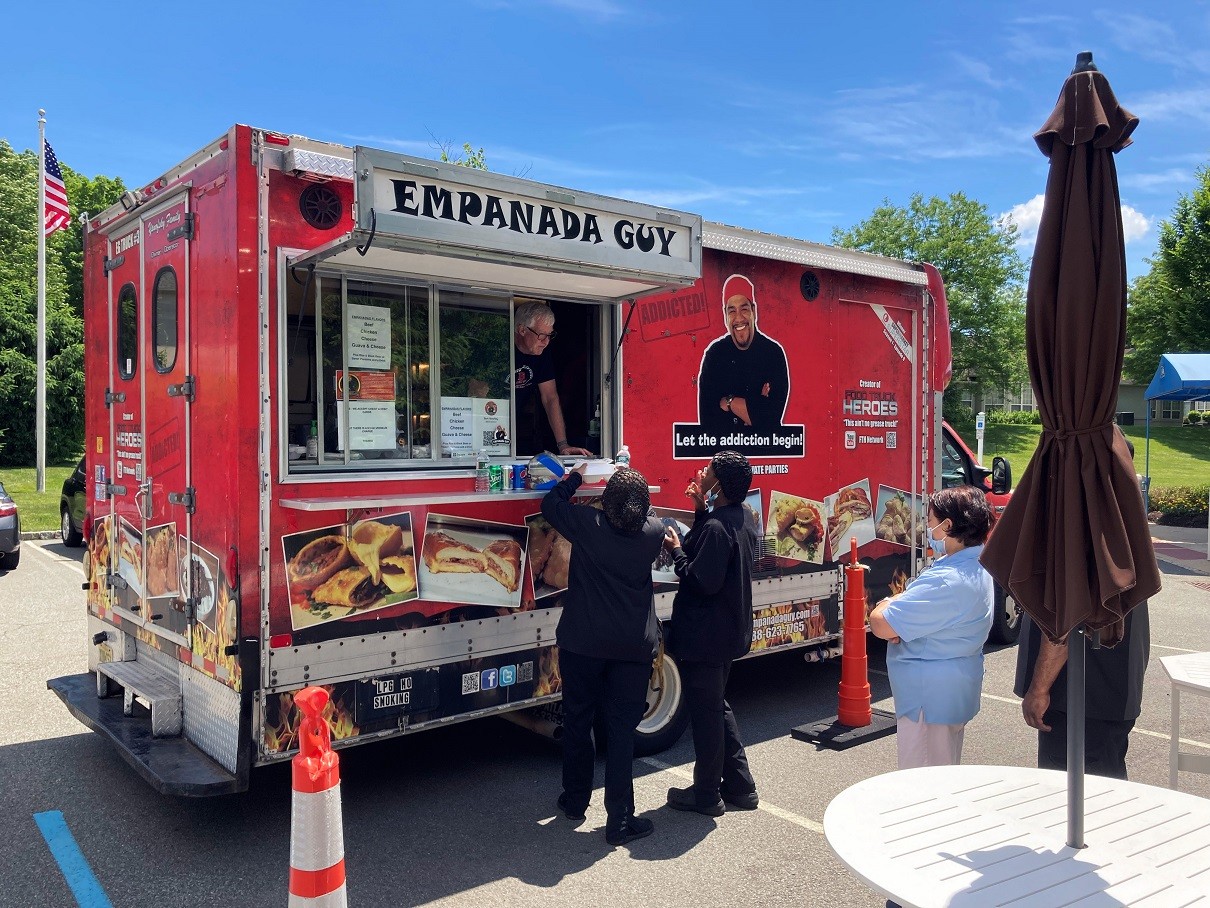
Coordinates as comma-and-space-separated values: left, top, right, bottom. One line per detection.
152, 268, 178, 373
117, 283, 138, 380
1150, 400, 1183, 420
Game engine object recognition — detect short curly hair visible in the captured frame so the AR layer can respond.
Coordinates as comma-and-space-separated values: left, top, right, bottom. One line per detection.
711, 450, 752, 504
602, 467, 650, 533
928, 486, 993, 547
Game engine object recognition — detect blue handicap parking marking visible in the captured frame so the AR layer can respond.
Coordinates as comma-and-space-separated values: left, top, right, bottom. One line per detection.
34, 810, 114, 908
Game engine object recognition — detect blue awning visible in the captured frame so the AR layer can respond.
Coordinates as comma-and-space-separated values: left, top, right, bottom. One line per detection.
1144, 353, 1210, 401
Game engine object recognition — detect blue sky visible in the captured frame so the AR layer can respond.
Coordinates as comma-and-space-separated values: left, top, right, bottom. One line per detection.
5, 1, 1208, 280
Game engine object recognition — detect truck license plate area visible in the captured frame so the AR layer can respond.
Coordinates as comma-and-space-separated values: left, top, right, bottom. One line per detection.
354, 668, 440, 724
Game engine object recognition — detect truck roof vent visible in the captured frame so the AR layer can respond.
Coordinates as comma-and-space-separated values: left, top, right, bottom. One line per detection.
299, 185, 343, 231
800, 270, 821, 301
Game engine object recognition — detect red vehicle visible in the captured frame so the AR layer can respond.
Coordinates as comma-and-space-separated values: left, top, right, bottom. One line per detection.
49, 126, 1012, 794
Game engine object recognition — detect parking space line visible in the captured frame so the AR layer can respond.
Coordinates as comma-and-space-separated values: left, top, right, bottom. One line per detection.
26, 541, 85, 578
1152, 643, 1199, 653
33, 811, 113, 908
639, 755, 826, 834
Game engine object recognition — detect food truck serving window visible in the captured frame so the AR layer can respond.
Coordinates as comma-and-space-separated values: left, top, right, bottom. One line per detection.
282, 271, 605, 474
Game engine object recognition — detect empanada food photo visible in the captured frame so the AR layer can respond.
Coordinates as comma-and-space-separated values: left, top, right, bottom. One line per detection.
484, 539, 522, 592
288, 534, 354, 591
422, 531, 488, 575
312, 567, 385, 610
380, 555, 417, 594
348, 520, 404, 584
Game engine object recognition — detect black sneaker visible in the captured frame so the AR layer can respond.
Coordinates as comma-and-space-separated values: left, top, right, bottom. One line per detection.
605, 815, 654, 846
666, 786, 725, 817
557, 793, 587, 821
720, 788, 760, 811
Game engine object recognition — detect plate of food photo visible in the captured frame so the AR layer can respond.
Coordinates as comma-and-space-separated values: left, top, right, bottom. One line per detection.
826, 480, 876, 558
417, 516, 527, 609
652, 515, 692, 582
525, 514, 572, 600
766, 491, 826, 565
284, 514, 419, 630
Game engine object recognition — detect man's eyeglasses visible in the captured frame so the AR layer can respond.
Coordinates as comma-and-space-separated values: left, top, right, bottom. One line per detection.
523, 325, 557, 341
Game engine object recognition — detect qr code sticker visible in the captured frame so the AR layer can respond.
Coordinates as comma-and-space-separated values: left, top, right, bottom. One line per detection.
886, 431, 897, 450
518, 661, 534, 683
461, 672, 480, 695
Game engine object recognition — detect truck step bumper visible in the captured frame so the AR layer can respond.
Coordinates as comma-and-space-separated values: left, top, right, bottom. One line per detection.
47, 673, 244, 796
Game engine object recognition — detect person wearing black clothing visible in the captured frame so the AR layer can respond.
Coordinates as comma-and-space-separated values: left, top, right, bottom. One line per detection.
513, 301, 592, 457
696, 275, 789, 436
661, 450, 759, 816
541, 465, 664, 845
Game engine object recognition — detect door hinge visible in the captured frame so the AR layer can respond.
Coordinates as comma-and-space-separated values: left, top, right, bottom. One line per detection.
106, 572, 129, 591
167, 375, 196, 402
168, 487, 196, 514
105, 482, 127, 498
167, 212, 195, 241
105, 389, 127, 408
184, 597, 198, 621
103, 255, 125, 274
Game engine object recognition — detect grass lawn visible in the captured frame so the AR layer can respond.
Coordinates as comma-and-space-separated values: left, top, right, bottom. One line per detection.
981, 425, 1210, 489
0, 464, 77, 533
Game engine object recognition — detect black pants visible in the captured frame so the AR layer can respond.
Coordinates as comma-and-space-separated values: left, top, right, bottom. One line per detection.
680, 660, 755, 803
1038, 707, 1135, 780
559, 648, 651, 823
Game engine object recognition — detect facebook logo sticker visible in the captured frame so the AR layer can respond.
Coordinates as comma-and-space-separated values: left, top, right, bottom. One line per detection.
480, 668, 499, 690
500, 665, 516, 687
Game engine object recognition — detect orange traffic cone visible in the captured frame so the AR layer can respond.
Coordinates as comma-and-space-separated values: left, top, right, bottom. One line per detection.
837, 537, 873, 727
289, 687, 348, 907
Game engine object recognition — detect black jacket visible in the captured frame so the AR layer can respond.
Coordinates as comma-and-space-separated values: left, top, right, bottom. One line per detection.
667, 501, 755, 663
541, 473, 663, 663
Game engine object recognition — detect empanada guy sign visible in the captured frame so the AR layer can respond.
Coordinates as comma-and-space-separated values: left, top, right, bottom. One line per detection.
354, 147, 701, 284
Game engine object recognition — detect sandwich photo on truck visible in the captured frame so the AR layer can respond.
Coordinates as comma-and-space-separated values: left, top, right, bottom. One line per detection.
47, 125, 1012, 795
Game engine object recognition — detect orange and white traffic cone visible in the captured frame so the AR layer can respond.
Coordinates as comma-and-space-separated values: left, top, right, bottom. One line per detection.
837, 537, 873, 728
289, 687, 348, 907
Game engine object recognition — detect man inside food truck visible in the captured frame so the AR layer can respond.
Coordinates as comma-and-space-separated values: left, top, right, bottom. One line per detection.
513, 300, 593, 457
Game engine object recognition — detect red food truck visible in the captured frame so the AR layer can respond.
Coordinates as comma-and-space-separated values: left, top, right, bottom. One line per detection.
48, 125, 1013, 794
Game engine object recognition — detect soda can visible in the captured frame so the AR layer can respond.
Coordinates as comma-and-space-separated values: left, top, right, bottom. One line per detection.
513, 463, 528, 490
488, 463, 504, 492
501, 464, 514, 490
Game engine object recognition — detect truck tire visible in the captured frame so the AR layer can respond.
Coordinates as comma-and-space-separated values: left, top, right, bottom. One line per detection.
3, 548, 20, 570
633, 650, 689, 756
61, 507, 84, 547
987, 583, 1021, 645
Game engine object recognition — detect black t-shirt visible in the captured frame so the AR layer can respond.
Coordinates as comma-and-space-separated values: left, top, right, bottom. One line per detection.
697, 331, 789, 434
513, 346, 556, 454
1014, 607, 1150, 722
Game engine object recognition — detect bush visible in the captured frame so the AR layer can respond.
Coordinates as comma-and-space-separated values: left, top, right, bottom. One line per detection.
1149, 485, 1210, 527
1183, 411, 1202, 426
986, 408, 1043, 426
942, 394, 974, 436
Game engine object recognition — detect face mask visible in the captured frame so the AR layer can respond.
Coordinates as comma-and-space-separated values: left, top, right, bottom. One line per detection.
927, 521, 947, 556
704, 482, 720, 509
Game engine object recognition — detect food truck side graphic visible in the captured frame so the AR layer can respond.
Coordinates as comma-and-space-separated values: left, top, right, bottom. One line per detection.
49, 126, 1013, 794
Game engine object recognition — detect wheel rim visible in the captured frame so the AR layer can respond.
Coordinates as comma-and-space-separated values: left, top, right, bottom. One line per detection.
638, 655, 682, 736
1004, 592, 1021, 630
61, 510, 71, 541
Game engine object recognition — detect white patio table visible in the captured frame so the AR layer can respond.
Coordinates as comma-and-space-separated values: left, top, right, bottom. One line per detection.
824, 764, 1210, 907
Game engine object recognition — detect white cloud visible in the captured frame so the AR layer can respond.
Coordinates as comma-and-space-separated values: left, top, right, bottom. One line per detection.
1000, 194, 1152, 250
1120, 168, 1196, 193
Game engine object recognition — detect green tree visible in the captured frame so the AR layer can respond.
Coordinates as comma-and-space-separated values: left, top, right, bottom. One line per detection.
438, 142, 488, 170
832, 192, 1028, 398
0, 139, 125, 465
1124, 166, 1210, 383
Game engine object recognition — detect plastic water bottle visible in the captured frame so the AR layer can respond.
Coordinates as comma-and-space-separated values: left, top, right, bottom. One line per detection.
615, 445, 631, 468
475, 450, 490, 492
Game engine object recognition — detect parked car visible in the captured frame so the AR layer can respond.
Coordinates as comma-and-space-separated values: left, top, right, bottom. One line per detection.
60, 458, 87, 547
0, 481, 20, 569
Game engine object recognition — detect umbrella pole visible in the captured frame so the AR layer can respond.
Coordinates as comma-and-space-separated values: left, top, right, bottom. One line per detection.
1067, 627, 1086, 849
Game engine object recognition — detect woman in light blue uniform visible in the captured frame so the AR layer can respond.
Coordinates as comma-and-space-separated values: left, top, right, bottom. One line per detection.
870, 486, 995, 769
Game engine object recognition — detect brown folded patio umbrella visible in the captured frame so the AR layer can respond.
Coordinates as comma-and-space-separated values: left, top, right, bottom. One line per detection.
979, 52, 1161, 848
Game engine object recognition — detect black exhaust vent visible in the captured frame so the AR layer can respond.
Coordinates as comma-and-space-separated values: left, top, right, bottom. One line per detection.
299, 184, 343, 230
800, 270, 821, 301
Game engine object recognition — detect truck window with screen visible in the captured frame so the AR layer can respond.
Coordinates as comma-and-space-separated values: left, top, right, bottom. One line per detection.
117, 283, 138, 380
282, 273, 605, 472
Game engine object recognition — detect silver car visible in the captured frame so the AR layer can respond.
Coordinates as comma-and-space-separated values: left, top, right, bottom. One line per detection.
0, 481, 20, 570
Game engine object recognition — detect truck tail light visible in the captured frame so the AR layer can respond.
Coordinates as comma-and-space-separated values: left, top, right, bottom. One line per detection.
225, 547, 238, 588
269, 634, 293, 649
264, 132, 291, 146
84, 512, 94, 541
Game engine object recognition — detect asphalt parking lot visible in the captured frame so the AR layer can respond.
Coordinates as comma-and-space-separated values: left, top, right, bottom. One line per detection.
1, 538, 1207, 907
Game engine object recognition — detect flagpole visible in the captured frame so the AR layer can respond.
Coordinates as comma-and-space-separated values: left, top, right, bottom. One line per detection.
36, 110, 47, 493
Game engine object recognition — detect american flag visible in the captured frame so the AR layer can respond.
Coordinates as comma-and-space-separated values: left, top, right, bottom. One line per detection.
43, 141, 71, 236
